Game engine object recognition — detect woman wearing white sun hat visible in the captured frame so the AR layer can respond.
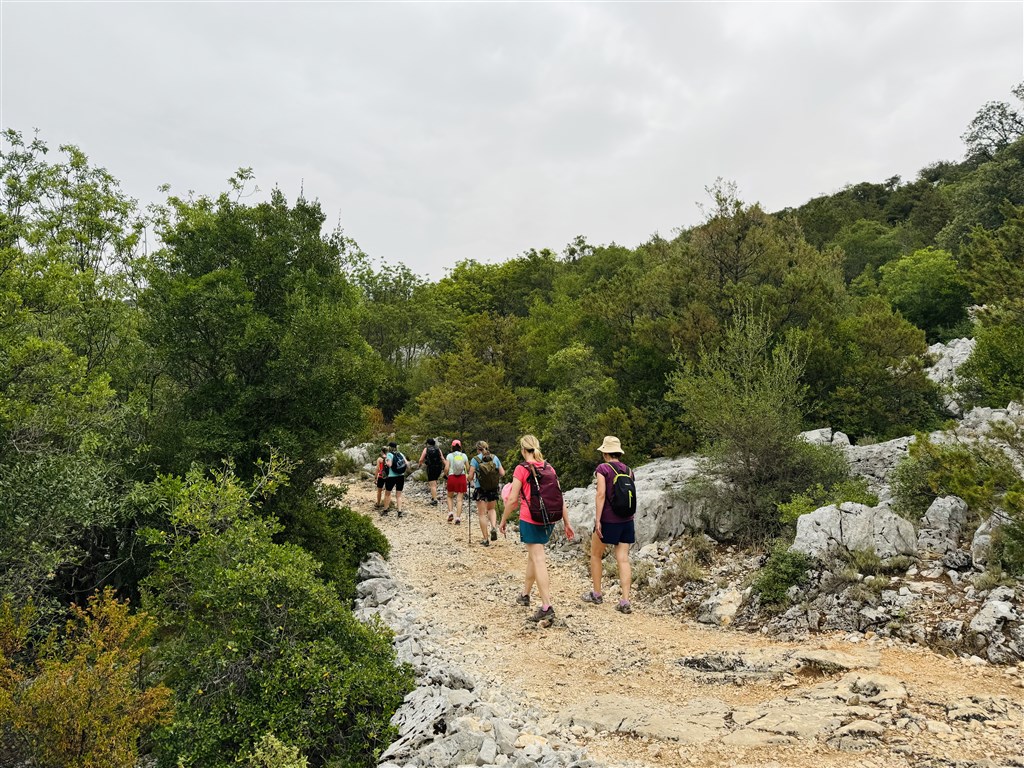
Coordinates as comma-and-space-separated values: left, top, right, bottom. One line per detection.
581, 435, 636, 614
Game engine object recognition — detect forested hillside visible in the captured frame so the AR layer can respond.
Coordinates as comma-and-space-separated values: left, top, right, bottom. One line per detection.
1, 83, 1023, 767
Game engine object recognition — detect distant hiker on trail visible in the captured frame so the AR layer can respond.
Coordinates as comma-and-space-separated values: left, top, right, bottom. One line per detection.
445, 439, 470, 525
468, 440, 505, 547
499, 434, 575, 622
374, 447, 387, 509
418, 438, 448, 507
582, 436, 637, 614
382, 441, 407, 518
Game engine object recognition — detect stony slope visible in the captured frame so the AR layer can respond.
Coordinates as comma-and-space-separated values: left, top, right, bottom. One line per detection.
341, 478, 1024, 768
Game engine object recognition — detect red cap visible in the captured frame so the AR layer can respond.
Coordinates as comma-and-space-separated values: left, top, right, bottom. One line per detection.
452, 439, 462, 448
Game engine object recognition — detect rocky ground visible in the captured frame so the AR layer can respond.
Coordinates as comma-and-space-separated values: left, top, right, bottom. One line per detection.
337, 477, 1024, 768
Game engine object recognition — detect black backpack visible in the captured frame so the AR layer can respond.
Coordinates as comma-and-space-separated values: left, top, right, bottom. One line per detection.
391, 451, 407, 475
604, 462, 636, 518
476, 455, 500, 492
425, 445, 443, 470
523, 462, 564, 524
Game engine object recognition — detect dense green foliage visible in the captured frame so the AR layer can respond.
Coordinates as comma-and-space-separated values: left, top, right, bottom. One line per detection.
141, 465, 411, 767
752, 542, 815, 608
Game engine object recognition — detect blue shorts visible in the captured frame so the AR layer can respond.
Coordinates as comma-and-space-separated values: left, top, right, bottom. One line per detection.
520, 520, 555, 544
600, 519, 635, 546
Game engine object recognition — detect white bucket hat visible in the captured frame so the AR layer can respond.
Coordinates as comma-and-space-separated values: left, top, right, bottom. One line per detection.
597, 436, 624, 454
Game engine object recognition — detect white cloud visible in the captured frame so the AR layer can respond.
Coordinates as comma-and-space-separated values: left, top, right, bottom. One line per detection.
2, 2, 1021, 277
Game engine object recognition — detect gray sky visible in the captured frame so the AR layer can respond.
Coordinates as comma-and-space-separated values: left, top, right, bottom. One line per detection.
3, 2, 1022, 278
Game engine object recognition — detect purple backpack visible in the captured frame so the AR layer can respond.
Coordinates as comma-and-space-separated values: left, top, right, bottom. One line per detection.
522, 462, 564, 525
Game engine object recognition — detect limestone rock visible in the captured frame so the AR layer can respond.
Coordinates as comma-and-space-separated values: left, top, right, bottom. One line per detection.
917, 495, 969, 555
792, 502, 917, 560
696, 588, 743, 627
800, 427, 833, 445
971, 514, 1004, 567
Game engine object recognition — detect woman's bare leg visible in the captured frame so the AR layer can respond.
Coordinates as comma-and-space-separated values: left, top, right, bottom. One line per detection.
615, 543, 632, 602
589, 532, 605, 594
527, 543, 552, 607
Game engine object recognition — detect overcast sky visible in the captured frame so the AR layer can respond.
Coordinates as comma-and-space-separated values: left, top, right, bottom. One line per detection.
2, 2, 1022, 277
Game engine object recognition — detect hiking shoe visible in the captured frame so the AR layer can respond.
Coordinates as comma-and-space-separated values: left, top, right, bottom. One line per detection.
516, 593, 531, 607
479, 539, 489, 547
397, 510, 404, 519
490, 526, 498, 541
431, 499, 439, 506
582, 591, 604, 605
454, 517, 461, 525
528, 605, 554, 622
447, 512, 454, 523
616, 600, 632, 614
379, 509, 388, 517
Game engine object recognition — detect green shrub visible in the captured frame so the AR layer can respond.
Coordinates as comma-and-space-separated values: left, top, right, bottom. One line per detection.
141, 464, 412, 768
778, 478, 879, 526
243, 733, 309, 768
283, 487, 390, 601
752, 542, 814, 608
329, 449, 359, 477
892, 429, 1024, 574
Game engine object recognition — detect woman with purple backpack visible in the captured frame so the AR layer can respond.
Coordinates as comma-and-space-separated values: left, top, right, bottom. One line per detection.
581, 436, 636, 614
499, 434, 575, 622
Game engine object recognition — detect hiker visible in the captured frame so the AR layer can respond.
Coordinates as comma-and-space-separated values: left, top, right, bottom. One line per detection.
468, 440, 505, 546
582, 436, 637, 614
418, 438, 448, 506
499, 434, 575, 622
382, 441, 407, 518
445, 439, 470, 524
374, 447, 387, 508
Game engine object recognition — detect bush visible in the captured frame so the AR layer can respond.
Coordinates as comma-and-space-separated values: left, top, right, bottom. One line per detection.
878, 247, 971, 342
778, 477, 878, 526
283, 486, 390, 601
752, 542, 814, 608
329, 449, 359, 477
243, 734, 309, 768
892, 429, 1024, 574
141, 464, 412, 768
0, 590, 172, 768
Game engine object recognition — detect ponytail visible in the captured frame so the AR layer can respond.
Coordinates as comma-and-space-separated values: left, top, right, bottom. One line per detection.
519, 434, 544, 462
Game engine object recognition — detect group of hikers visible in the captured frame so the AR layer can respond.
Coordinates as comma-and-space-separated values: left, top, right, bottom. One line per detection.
372, 433, 637, 621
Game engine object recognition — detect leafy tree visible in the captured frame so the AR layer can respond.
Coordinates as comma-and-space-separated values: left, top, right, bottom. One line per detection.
959, 202, 1024, 323
961, 82, 1024, 160
0, 131, 142, 608
830, 219, 909, 282
878, 247, 971, 341
800, 297, 943, 440
142, 179, 377, 496
668, 306, 847, 541
938, 136, 1024, 251
958, 323, 1024, 409
141, 463, 412, 768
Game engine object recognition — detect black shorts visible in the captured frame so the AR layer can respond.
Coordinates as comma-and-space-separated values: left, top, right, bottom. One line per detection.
384, 475, 405, 492
426, 465, 443, 482
600, 519, 635, 546
473, 488, 499, 503
375, 476, 386, 489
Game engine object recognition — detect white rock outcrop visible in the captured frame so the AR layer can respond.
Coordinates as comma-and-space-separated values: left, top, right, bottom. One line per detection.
791, 502, 917, 560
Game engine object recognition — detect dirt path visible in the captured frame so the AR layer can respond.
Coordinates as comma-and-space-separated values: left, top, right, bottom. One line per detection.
342, 478, 1024, 768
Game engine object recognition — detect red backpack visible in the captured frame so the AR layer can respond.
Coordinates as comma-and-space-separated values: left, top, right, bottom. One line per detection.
522, 462, 564, 525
